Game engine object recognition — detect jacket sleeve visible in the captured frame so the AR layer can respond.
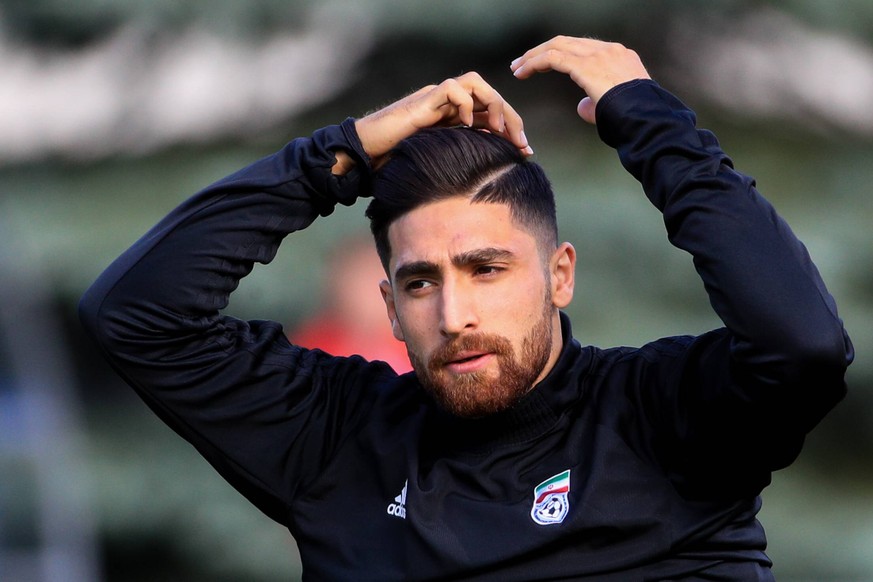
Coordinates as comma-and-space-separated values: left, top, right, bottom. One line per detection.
595, 80, 853, 490
78, 119, 393, 524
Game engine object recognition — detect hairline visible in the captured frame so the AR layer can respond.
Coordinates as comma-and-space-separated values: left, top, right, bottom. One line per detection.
380, 193, 558, 279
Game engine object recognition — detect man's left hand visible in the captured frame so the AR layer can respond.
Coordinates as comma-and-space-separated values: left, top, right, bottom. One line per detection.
510, 36, 651, 124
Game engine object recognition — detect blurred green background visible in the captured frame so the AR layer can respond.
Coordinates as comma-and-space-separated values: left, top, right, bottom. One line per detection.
1, 1, 871, 580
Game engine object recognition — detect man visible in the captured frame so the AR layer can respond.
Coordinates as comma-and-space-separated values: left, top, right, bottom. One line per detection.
80, 36, 852, 580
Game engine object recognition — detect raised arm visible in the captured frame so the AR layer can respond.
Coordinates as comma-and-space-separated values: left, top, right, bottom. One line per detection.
512, 36, 852, 482
78, 73, 527, 523
514, 35, 851, 384
78, 120, 376, 523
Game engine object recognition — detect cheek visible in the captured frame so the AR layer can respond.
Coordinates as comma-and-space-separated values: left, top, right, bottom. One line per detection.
492, 278, 547, 320
393, 300, 434, 350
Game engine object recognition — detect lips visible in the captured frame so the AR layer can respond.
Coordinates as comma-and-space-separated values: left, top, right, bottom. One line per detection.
428, 333, 509, 375
443, 351, 495, 374
448, 351, 488, 364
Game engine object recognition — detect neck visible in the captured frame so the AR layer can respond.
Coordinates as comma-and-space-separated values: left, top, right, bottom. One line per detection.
530, 309, 565, 389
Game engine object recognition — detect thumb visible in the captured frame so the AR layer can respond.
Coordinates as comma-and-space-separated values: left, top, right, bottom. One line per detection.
576, 97, 596, 125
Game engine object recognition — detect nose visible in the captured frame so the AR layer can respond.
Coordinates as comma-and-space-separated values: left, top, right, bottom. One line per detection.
439, 279, 477, 337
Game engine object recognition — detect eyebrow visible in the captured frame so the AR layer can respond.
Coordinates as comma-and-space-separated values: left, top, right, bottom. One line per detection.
394, 260, 440, 283
451, 247, 515, 268
393, 247, 516, 282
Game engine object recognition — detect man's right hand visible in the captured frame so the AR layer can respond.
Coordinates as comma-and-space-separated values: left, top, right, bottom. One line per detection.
334, 72, 530, 174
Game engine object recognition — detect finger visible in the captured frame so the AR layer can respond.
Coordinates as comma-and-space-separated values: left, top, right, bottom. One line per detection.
511, 35, 586, 77
440, 79, 476, 127
512, 48, 581, 80
467, 102, 504, 134
456, 72, 506, 133
468, 111, 532, 156
576, 97, 596, 125
500, 100, 532, 155
509, 37, 562, 78
472, 86, 506, 134
433, 73, 533, 155
425, 74, 506, 130
466, 86, 531, 155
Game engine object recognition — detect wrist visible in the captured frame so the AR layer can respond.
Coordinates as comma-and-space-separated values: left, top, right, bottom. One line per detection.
331, 150, 356, 176
330, 117, 372, 176
354, 116, 386, 161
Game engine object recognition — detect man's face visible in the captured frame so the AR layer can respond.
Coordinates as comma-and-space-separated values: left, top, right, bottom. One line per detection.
380, 197, 575, 418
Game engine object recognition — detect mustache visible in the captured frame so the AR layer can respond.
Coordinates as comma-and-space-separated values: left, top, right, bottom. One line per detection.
428, 333, 513, 369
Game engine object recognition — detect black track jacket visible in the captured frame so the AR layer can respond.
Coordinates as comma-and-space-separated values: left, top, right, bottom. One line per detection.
80, 80, 853, 580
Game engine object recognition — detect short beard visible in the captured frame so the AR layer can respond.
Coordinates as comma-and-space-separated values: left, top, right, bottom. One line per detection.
409, 302, 555, 418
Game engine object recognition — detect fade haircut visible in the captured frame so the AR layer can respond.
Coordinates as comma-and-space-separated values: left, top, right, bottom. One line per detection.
365, 127, 557, 273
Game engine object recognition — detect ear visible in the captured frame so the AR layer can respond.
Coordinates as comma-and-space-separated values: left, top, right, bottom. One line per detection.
379, 279, 405, 341
549, 242, 576, 309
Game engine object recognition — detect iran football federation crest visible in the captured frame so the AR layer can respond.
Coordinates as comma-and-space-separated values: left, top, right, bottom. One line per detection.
531, 469, 571, 525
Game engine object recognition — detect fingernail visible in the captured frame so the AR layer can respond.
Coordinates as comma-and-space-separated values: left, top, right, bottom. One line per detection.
523, 145, 534, 156
510, 57, 522, 69
520, 130, 528, 146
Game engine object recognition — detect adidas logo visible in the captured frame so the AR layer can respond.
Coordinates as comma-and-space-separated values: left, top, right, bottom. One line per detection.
387, 479, 407, 519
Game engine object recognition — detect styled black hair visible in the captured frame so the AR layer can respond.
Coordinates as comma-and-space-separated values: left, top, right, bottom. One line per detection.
365, 127, 557, 272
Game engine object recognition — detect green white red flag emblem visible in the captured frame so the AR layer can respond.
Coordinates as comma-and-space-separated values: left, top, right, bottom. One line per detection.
531, 469, 571, 525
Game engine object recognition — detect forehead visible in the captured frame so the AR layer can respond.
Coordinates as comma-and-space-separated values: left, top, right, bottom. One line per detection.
386, 197, 538, 275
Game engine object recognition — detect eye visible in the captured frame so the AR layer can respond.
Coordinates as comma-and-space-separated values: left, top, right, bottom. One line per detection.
405, 279, 434, 293
474, 265, 504, 277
